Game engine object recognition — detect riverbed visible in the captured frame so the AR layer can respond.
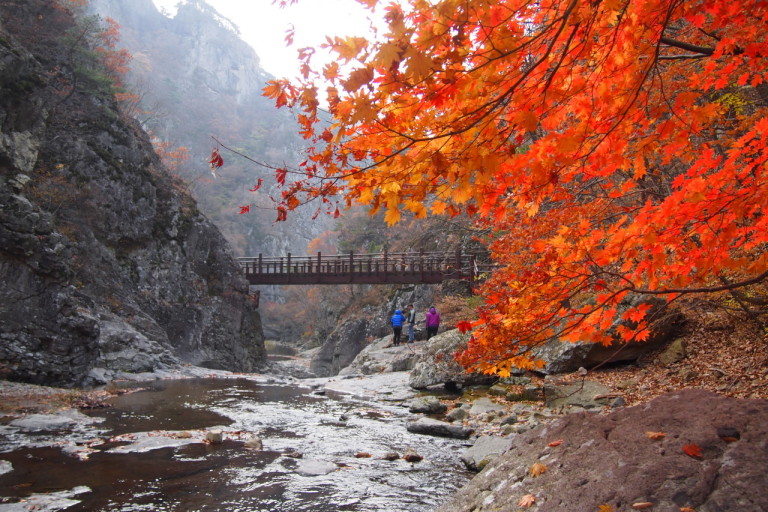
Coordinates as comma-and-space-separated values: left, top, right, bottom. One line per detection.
0, 372, 473, 512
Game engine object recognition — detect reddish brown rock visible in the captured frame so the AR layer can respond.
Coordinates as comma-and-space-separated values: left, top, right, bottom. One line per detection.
437, 389, 768, 512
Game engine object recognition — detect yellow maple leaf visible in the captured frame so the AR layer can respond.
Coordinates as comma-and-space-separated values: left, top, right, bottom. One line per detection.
598, 505, 614, 512
529, 462, 547, 477
384, 207, 401, 226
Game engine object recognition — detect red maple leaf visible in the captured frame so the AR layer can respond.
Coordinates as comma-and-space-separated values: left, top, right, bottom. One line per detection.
209, 148, 224, 170
682, 443, 702, 458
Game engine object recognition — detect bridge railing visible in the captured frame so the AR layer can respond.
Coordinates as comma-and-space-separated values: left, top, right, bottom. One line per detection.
238, 249, 495, 285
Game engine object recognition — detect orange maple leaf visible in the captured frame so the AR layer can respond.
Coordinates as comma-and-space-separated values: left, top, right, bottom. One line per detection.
529, 462, 547, 477
548, 439, 563, 447
518, 494, 536, 508
682, 443, 702, 458
598, 505, 614, 512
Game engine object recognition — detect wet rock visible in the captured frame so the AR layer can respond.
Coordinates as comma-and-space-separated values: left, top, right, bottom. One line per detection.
295, 459, 337, 476
402, 447, 424, 463
205, 430, 223, 444
244, 437, 263, 450
10, 410, 102, 431
460, 435, 514, 472
0, 460, 12, 476
437, 389, 768, 512
409, 396, 448, 414
406, 417, 474, 439
354, 452, 372, 458
283, 450, 303, 459
381, 452, 400, 461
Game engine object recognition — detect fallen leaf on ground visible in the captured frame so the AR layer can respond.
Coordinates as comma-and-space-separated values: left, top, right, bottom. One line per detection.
632, 502, 654, 509
682, 443, 702, 458
598, 504, 614, 512
518, 494, 536, 508
529, 462, 548, 477
645, 431, 666, 440
548, 439, 563, 447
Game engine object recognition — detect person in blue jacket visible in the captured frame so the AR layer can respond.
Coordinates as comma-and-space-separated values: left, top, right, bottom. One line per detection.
391, 309, 406, 346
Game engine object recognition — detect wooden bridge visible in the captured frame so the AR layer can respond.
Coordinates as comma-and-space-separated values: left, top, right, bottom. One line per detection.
238, 249, 494, 286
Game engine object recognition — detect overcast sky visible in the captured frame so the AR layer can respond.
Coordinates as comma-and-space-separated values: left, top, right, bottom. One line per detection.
151, 0, 375, 79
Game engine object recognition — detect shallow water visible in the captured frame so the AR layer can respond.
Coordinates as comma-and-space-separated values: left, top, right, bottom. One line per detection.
0, 377, 472, 511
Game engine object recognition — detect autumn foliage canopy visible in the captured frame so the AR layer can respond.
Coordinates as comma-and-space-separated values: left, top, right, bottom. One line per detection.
264, 0, 768, 375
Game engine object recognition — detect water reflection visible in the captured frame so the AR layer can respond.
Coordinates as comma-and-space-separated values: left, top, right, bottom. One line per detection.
0, 378, 471, 511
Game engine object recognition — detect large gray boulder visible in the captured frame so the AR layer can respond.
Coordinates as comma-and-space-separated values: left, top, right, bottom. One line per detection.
437, 389, 768, 512
337, 335, 423, 376
532, 295, 684, 374
409, 329, 497, 390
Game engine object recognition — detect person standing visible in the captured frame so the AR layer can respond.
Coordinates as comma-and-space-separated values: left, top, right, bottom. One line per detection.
425, 306, 441, 339
406, 304, 416, 343
391, 309, 406, 346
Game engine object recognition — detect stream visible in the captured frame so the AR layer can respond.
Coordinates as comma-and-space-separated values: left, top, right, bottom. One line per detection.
0, 373, 473, 511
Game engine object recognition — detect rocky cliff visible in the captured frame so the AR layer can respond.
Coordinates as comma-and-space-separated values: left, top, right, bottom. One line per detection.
88, 0, 333, 261
0, 0, 266, 387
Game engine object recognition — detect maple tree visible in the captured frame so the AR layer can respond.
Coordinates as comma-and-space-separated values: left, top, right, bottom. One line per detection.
264, 0, 768, 375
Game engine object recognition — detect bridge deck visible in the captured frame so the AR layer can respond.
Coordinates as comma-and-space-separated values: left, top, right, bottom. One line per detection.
238, 250, 492, 286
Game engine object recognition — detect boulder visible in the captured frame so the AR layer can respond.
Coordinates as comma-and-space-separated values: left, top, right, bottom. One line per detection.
532, 295, 684, 374
437, 389, 768, 512
409, 329, 497, 390
295, 459, 337, 476
468, 397, 508, 417
337, 335, 423, 376
542, 380, 618, 409
460, 435, 514, 472
658, 338, 687, 365
406, 417, 474, 439
409, 396, 448, 414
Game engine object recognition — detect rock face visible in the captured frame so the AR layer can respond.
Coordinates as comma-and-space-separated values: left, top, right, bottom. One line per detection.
409, 329, 497, 390
310, 285, 437, 377
436, 389, 768, 512
0, 0, 265, 386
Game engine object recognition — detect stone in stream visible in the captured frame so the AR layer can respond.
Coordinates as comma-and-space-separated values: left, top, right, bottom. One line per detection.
295, 459, 338, 476
406, 417, 474, 439
402, 448, 424, 463
244, 437, 263, 450
409, 396, 448, 414
205, 430, 223, 444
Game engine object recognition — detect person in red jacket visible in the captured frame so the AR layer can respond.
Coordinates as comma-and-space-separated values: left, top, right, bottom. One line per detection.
425, 306, 440, 339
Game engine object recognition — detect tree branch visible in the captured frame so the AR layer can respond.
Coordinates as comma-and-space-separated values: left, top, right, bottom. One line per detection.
659, 36, 714, 56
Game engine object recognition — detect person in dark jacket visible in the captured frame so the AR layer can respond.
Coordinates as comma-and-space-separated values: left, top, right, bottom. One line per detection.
391, 309, 406, 346
425, 306, 440, 339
